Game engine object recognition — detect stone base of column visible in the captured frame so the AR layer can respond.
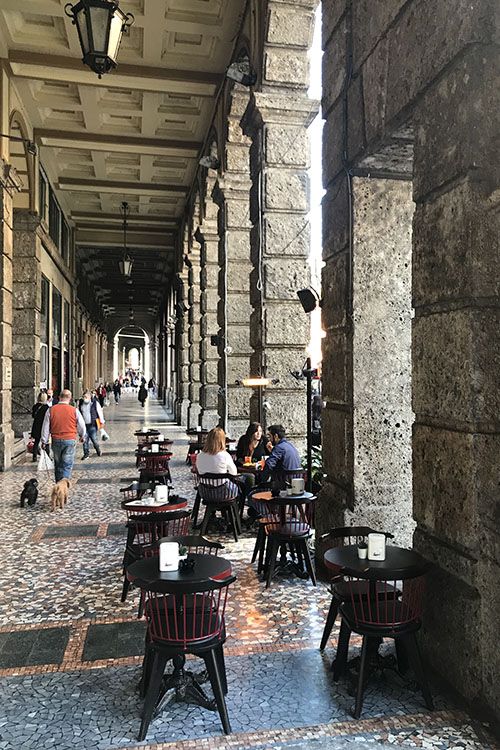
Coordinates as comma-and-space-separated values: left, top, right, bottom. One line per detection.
187, 403, 201, 430
200, 410, 219, 431
176, 398, 190, 426
0, 426, 15, 471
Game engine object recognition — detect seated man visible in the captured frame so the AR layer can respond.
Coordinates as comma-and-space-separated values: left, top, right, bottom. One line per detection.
246, 425, 302, 522
259, 424, 301, 485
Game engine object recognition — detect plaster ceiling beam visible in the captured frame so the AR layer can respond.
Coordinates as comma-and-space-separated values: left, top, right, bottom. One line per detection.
75, 232, 173, 247
35, 129, 200, 157
59, 178, 186, 195
71, 211, 178, 226
75, 222, 175, 235
9, 52, 221, 96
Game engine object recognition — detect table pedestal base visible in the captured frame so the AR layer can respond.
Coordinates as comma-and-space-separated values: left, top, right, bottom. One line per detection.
155, 654, 216, 715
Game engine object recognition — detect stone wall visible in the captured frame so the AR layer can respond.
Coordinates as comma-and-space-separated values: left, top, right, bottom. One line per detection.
321, 0, 499, 719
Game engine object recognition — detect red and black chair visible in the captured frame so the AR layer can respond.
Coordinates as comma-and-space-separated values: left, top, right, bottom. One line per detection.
333, 570, 433, 718
262, 496, 316, 588
198, 473, 242, 542
120, 510, 191, 603
138, 573, 236, 739
319, 527, 394, 651
137, 453, 172, 485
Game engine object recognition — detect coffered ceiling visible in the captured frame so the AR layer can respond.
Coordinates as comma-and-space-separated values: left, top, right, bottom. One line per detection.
0, 0, 247, 323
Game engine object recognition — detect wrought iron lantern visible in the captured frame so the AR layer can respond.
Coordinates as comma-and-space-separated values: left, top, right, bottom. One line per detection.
118, 201, 133, 277
64, 0, 134, 78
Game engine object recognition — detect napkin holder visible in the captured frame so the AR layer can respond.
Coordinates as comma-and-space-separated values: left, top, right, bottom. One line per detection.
154, 485, 169, 503
367, 533, 386, 561
159, 542, 179, 571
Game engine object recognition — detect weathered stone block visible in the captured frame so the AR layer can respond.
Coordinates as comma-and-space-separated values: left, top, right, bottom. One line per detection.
322, 175, 350, 257
265, 214, 310, 257
262, 390, 307, 435
227, 326, 252, 355
386, 0, 494, 125
362, 38, 389, 145
322, 98, 344, 185
264, 302, 309, 345
264, 49, 309, 88
12, 360, 37, 387
321, 331, 351, 404
347, 75, 366, 161
266, 125, 309, 168
227, 229, 251, 260
321, 405, 353, 484
353, 0, 408, 70
321, 252, 349, 329
227, 262, 250, 293
322, 15, 347, 115
322, 0, 347, 46
226, 143, 250, 173
226, 200, 251, 229
413, 308, 500, 426
0, 254, 13, 290
0, 288, 13, 325
413, 46, 498, 201
263, 258, 310, 300
226, 386, 251, 420
413, 177, 500, 306
227, 355, 251, 382
227, 295, 252, 325
0, 321, 11, 354
265, 170, 309, 212
413, 425, 499, 554
14, 257, 38, 284
267, 5, 314, 48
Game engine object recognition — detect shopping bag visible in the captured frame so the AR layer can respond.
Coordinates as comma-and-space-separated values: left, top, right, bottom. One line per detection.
96, 417, 102, 430
37, 451, 54, 472
104, 398, 110, 407
100, 428, 110, 442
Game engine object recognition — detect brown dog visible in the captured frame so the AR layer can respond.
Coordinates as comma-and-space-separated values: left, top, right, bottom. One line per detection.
50, 478, 76, 511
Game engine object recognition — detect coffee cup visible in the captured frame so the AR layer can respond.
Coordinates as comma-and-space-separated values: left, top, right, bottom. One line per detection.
159, 542, 179, 571
357, 546, 368, 559
291, 477, 305, 494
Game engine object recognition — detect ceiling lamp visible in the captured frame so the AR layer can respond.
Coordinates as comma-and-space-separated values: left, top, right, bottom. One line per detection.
118, 201, 133, 277
64, 0, 134, 79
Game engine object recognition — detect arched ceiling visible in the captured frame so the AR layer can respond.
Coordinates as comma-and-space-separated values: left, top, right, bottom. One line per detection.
0, 0, 247, 326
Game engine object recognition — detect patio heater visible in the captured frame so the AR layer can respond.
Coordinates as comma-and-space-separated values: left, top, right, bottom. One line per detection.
64, 0, 134, 78
236, 376, 278, 428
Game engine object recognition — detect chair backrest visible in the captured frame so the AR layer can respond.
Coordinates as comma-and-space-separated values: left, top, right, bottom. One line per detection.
144, 575, 236, 648
343, 573, 426, 629
322, 526, 394, 547
128, 510, 191, 546
198, 473, 239, 502
137, 453, 172, 474
143, 535, 224, 558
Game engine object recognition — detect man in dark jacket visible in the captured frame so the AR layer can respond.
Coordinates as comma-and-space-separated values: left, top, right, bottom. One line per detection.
260, 424, 301, 484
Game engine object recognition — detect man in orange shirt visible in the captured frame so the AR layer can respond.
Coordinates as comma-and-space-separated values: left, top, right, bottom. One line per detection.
41, 389, 86, 481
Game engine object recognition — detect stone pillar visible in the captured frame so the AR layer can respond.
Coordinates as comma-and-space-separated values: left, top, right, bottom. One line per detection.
0, 159, 21, 468
175, 276, 190, 425
197, 189, 221, 429
12, 210, 41, 436
187, 245, 202, 429
242, 92, 315, 438
321, 178, 414, 546
411, 46, 499, 715
215, 89, 253, 438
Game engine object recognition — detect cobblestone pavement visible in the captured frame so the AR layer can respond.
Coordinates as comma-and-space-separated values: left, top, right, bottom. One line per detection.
0, 394, 496, 750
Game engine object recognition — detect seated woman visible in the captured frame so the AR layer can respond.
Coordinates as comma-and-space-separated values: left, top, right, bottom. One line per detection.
196, 426, 239, 492
235, 422, 270, 467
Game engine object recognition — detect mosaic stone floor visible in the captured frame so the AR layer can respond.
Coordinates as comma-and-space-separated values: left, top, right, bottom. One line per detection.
0, 394, 496, 750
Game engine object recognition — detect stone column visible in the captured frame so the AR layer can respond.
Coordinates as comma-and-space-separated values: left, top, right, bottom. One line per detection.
187, 245, 202, 429
411, 46, 499, 714
215, 89, 253, 438
12, 210, 42, 436
197, 188, 221, 429
0, 159, 21, 468
175, 275, 190, 425
320, 177, 414, 546
242, 92, 315, 438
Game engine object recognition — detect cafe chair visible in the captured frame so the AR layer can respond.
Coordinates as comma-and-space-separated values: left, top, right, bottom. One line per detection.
121, 510, 191, 604
333, 571, 434, 718
198, 473, 242, 542
263, 497, 316, 588
138, 574, 237, 740
137, 453, 172, 485
319, 527, 394, 652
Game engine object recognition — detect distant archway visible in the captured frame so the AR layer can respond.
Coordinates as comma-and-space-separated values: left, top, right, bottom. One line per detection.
113, 326, 150, 381
9, 110, 35, 211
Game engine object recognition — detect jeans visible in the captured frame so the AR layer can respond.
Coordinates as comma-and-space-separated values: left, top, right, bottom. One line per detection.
84, 425, 100, 457
52, 439, 76, 482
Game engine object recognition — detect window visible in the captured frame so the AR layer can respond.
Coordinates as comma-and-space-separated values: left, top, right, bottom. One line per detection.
52, 289, 62, 350
39, 169, 48, 223
49, 187, 61, 249
61, 220, 70, 264
40, 276, 50, 387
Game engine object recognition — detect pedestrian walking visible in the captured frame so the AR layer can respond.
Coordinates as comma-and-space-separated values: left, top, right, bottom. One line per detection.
112, 379, 122, 403
30, 392, 50, 462
138, 382, 148, 408
78, 390, 105, 459
41, 389, 86, 482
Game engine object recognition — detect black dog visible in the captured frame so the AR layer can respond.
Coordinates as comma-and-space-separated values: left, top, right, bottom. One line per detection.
20, 478, 38, 508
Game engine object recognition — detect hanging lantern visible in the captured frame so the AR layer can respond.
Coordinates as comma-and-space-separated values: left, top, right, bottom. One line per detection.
118, 201, 133, 277
64, 0, 134, 78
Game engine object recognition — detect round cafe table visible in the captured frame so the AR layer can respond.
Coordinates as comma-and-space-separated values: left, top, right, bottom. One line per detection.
324, 544, 430, 581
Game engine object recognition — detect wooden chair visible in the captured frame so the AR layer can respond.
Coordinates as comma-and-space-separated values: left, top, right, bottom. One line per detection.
198, 473, 241, 542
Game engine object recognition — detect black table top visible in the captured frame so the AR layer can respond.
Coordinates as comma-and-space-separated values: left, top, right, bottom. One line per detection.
126, 553, 232, 591
324, 545, 430, 580
253, 490, 315, 504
